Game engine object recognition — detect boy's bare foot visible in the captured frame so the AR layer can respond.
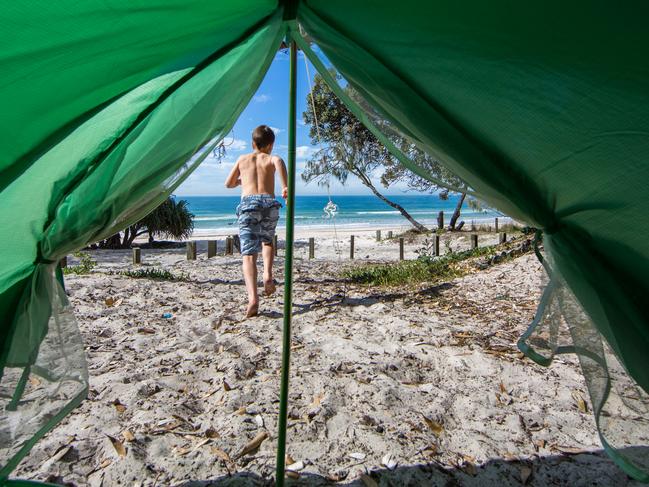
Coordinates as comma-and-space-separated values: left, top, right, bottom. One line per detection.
264, 278, 276, 296
246, 301, 259, 318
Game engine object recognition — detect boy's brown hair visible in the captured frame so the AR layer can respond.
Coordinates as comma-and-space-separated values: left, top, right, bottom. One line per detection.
252, 125, 275, 149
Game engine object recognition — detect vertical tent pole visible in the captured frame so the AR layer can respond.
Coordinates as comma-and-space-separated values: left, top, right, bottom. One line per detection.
275, 35, 297, 486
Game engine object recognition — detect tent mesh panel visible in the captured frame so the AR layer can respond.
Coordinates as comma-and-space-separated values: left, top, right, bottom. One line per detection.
519, 248, 649, 481
0, 266, 87, 477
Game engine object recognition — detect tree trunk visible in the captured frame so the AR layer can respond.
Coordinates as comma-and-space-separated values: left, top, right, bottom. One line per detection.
356, 170, 428, 232
122, 224, 146, 248
121, 227, 130, 247
448, 192, 466, 231
100, 234, 121, 249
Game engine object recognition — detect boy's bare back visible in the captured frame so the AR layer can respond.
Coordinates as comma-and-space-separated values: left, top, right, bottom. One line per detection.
226, 151, 288, 199
237, 153, 282, 196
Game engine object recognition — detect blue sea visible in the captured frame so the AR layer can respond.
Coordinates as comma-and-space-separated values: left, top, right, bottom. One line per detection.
179, 194, 504, 235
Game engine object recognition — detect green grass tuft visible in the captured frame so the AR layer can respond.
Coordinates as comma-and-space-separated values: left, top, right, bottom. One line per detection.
118, 268, 189, 282
63, 251, 97, 275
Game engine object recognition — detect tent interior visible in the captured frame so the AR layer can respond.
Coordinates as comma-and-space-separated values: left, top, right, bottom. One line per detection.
1, 1, 648, 484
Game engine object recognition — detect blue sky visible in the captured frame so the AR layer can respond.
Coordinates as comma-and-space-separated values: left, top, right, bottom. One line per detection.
176, 50, 412, 196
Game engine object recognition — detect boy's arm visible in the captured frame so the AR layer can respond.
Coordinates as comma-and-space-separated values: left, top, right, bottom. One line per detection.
274, 156, 288, 199
224, 158, 241, 188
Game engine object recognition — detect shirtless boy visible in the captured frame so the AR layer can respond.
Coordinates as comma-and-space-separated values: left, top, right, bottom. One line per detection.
224, 125, 288, 317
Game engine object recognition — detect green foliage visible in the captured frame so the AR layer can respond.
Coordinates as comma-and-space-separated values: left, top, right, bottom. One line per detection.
302, 70, 393, 188
102, 196, 195, 248
117, 267, 189, 281
142, 197, 194, 241
63, 251, 97, 275
345, 243, 501, 286
302, 70, 469, 198
302, 72, 429, 231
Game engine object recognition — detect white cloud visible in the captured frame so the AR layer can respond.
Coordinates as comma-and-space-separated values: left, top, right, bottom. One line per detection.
296, 145, 317, 159
222, 137, 247, 151
270, 126, 284, 135
253, 94, 271, 103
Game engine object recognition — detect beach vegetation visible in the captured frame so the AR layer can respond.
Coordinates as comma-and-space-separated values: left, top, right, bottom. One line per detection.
117, 268, 190, 281
344, 237, 533, 286
99, 197, 194, 248
63, 251, 97, 275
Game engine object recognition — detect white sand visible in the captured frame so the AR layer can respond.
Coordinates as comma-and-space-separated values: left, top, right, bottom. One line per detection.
13, 231, 640, 486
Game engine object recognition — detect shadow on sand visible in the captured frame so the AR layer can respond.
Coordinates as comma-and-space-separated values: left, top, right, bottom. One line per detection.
175, 449, 642, 486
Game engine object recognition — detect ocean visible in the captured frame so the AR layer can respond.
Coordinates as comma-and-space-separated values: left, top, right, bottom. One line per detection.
179, 194, 504, 235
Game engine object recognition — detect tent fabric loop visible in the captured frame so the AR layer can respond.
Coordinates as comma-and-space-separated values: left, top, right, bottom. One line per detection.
33, 245, 55, 266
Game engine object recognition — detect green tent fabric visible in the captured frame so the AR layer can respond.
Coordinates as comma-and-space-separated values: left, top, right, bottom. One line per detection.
1, 0, 648, 482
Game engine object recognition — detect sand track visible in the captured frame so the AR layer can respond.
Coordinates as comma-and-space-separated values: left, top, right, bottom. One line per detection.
13, 243, 639, 486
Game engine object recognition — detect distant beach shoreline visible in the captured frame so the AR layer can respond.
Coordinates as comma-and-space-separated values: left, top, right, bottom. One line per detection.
189, 215, 517, 240
178, 194, 515, 238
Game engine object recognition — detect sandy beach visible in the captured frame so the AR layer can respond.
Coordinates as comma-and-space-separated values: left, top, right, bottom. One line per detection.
12, 229, 640, 486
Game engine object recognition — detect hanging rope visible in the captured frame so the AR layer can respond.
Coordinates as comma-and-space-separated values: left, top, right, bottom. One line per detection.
304, 50, 347, 295
322, 200, 338, 219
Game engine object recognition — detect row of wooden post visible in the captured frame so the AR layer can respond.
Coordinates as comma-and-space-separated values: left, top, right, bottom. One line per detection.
128, 236, 240, 264
64, 216, 510, 267
304, 232, 507, 261
121, 230, 510, 265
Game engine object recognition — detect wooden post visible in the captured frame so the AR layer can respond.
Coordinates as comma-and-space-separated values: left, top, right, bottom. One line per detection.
500, 232, 507, 244
273, 234, 278, 256
388, 230, 393, 239
309, 237, 315, 259
376, 230, 381, 241
350, 235, 355, 260
471, 220, 475, 231
232, 235, 240, 254
471, 234, 478, 249
186, 241, 196, 260
207, 240, 217, 258
495, 217, 499, 233
434, 235, 440, 256
225, 237, 233, 255
59, 256, 67, 269
437, 211, 444, 230
132, 248, 141, 264
399, 237, 405, 260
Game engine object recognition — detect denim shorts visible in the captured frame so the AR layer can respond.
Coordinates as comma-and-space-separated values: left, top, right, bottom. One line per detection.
236, 194, 282, 255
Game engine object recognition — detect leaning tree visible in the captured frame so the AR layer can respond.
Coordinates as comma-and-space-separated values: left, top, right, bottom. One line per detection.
302, 72, 428, 232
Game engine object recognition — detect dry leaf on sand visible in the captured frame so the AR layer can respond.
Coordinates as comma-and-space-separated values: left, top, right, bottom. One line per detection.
421, 414, 443, 436
205, 428, 219, 439
236, 431, 268, 458
572, 391, 588, 413
106, 435, 126, 457
211, 446, 232, 463
112, 399, 126, 413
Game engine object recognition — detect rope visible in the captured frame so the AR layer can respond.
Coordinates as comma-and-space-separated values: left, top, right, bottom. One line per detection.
303, 51, 347, 299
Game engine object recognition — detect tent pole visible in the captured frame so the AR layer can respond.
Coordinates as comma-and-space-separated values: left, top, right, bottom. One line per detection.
275, 35, 297, 487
